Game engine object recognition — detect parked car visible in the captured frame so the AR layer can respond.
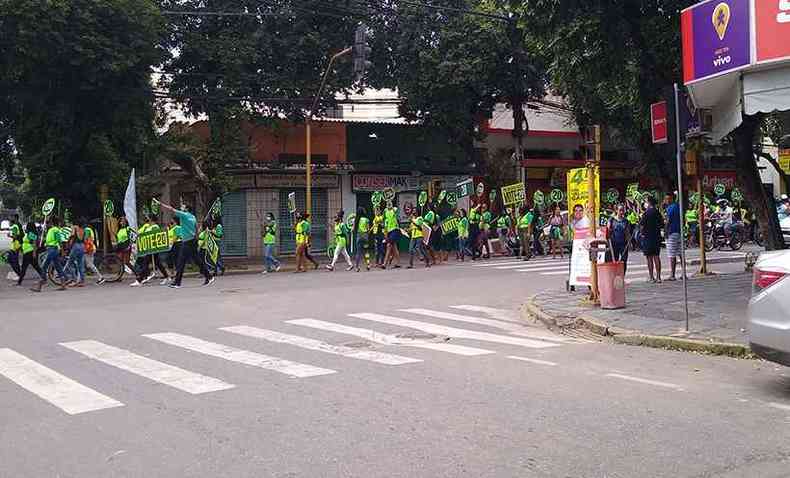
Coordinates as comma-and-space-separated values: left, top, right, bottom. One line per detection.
0, 219, 12, 252
781, 216, 790, 245
748, 250, 790, 366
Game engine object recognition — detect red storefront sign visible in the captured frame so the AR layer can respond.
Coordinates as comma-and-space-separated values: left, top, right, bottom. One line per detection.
650, 101, 669, 144
755, 0, 790, 64
702, 171, 737, 190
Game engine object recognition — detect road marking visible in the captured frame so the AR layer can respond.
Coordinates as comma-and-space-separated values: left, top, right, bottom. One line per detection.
220, 326, 422, 365
60, 340, 235, 394
605, 373, 684, 391
450, 305, 520, 322
768, 402, 790, 412
400, 308, 573, 343
0, 348, 124, 415
472, 258, 568, 268
348, 313, 561, 349
287, 319, 495, 356
507, 355, 558, 366
513, 265, 573, 273
540, 264, 649, 275
143, 333, 336, 378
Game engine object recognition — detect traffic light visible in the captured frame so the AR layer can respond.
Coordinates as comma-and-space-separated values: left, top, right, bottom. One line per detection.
352, 24, 372, 83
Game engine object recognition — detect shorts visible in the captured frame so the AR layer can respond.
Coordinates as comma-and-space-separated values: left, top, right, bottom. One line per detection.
666, 232, 681, 258
386, 229, 401, 244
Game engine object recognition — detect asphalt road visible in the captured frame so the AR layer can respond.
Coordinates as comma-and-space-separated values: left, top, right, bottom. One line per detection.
2, 248, 789, 478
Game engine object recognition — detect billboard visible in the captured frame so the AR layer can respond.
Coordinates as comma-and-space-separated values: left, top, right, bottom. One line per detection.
755, 0, 790, 64
682, 0, 752, 84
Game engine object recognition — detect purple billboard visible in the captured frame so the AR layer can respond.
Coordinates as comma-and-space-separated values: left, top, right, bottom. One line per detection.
682, 0, 752, 84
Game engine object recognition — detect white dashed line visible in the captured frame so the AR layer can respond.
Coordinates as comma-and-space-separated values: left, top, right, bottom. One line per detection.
507, 355, 558, 366
605, 373, 685, 391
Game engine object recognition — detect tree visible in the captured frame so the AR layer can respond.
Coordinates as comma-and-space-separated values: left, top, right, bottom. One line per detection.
368, 0, 548, 159
0, 0, 165, 217
158, 0, 362, 207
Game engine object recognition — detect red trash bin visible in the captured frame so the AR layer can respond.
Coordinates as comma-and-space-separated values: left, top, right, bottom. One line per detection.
597, 261, 626, 309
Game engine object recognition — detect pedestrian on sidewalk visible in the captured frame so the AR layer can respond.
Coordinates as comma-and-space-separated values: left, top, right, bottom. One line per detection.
607, 204, 632, 274
157, 202, 213, 288
456, 209, 473, 261
352, 207, 371, 272
262, 213, 281, 273
423, 204, 439, 266
664, 193, 683, 281
383, 202, 401, 269
640, 195, 664, 283
548, 205, 566, 259
372, 208, 385, 267
302, 213, 320, 270
327, 210, 353, 271
65, 220, 86, 287
408, 210, 430, 268
16, 222, 42, 287
517, 205, 533, 261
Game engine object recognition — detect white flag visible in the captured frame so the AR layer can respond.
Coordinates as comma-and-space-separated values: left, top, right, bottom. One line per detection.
124, 168, 138, 236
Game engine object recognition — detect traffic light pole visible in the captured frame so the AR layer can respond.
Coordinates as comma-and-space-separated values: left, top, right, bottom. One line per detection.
305, 47, 352, 216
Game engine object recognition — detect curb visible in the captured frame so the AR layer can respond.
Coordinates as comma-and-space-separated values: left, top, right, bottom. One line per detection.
522, 294, 755, 359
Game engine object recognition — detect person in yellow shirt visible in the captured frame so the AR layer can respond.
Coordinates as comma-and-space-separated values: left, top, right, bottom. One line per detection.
407, 210, 430, 269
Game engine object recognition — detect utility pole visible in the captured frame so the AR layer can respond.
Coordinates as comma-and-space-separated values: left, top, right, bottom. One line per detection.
305, 25, 370, 216
697, 152, 708, 275
587, 125, 601, 304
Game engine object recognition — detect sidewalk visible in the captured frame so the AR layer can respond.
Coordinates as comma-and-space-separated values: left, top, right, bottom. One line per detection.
524, 271, 755, 358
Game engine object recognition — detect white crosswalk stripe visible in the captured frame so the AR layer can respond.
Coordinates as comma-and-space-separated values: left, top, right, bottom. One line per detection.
220, 326, 422, 365
348, 313, 561, 349
60, 340, 235, 394
449, 305, 520, 323
0, 348, 124, 415
143, 333, 337, 378
287, 319, 495, 356
540, 265, 648, 276
471, 258, 568, 268
400, 308, 578, 343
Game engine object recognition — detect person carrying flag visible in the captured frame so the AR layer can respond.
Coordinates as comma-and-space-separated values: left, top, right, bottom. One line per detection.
157, 202, 213, 288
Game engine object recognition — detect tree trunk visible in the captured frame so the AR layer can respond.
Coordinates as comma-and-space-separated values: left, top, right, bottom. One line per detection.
733, 113, 784, 250
757, 151, 790, 193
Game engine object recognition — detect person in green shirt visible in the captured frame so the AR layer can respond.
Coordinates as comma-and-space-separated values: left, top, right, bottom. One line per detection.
422, 206, 438, 266
456, 208, 472, 262
517, 205, 534, 261
301, 213, 320, 270
31, 217, 67, 292
352, 207, 371, 272
327, 210, 353, 271
685, 207, 699, 247
371, 208, 385, 267
131, 218, 171, 287
211, 220, 225, 276
476, 203, 492, 259
294, 212, 309, 273
408, 210, 430, 268
262, 213, 281, 273
7, 214, 23, 278
16, 222, 43, 286
383, 203, 401, 269
82, 222, 105, 285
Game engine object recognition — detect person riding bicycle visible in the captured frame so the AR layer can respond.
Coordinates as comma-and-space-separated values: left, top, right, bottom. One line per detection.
31, 217, 67, 292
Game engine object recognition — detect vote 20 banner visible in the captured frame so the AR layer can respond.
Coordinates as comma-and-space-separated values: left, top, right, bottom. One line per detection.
136, 230, 171, 257
566, 167, 600, 222
500, 182, 526, 206
440, 216, 460, 235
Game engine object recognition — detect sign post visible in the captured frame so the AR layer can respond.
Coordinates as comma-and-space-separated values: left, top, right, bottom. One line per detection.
674, 83, 691, 332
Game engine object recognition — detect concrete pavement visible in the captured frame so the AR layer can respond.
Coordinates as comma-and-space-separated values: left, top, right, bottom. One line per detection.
1, 250, 788, 477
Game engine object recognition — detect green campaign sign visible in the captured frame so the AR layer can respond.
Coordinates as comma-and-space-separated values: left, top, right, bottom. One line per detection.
42, 198, 56, 217
383, 187, 396, 201
287, 192, 297, 213
438, 190, 447, 203
204, 233, 219, 264
550, 189, 564, 203
457, 180, 473, 198
136, 230, 171, 257
371, 191, 383, 207
689, 192, 700, 205
606, 188, 620, 203
731, 188, 743, 202
103, 199, 115, 217
440, 216, 460, 235
446, 191, 458, 207
150, 198, 160, 215
489, 190, 497, 202
714, 183, 726, 196
500, 182, 526, 206
346, 213, 356, 229
476, 182, 485, 196
533, 190, 545, 206
418, 191, 428, 207
626, 183, 639, 200
210, 197, 223, 218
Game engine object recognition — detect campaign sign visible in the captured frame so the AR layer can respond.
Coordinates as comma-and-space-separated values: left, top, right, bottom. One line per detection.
682, 0, 751, 84
137, 231, 171, 257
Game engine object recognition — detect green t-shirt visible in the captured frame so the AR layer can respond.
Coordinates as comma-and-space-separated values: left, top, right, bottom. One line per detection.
45, 226, 61, 248
334, 222, 349, 247
263, 222, 277, 245
424, 210, 436, 226
481, 211, 492, 230
10, 224, 22, 251
685, 209, 698, 223
116, 227, 129, 244
357, 217, 370, 234
457, 217, 470, 239
497, 215, 511, 229
384, 208, 399, 232
22, 231, 37, 254
469, 207, 480, 222
214, 224, 224, 239
410, 217, 424, 239
518, 212, 533, 230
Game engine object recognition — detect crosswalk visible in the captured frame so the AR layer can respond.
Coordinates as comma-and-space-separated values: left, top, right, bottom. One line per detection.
0, 305, 584, 416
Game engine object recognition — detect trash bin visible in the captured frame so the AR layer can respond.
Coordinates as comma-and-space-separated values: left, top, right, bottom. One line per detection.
597, 261, 626, 309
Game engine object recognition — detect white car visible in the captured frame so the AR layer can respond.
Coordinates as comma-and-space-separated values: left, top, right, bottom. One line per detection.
748, 250, 790, 366
0, 219, 12, 252
782, 216, 790, 244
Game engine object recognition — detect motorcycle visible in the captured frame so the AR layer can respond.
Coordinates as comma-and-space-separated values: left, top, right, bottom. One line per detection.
703, 219, 744, 252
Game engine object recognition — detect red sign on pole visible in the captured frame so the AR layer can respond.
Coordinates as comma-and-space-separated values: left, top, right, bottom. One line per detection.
755, 0, 790, 64
651, 101, 669, 144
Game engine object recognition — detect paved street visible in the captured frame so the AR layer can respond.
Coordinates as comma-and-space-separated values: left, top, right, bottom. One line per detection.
2, 250, 789, 477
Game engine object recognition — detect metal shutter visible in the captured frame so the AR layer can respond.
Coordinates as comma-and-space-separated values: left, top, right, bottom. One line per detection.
220, 191, 247, 256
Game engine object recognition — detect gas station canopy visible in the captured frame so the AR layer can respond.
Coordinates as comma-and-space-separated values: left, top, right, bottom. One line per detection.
682, 0, 790, 139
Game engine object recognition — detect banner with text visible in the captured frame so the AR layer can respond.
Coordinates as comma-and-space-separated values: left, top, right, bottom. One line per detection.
136, 231, 171, 257
500, 182, 526, 207
566, 167, 600, 222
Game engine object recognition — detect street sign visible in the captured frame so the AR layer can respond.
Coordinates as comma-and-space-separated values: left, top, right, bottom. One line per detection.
533, 190, 545, 207
42, 198, 55, 217
650, 101, 669, 144
714, 183, 726, 196
500, 182, 526, 206
103, 199, 115, 217
287, 192, 296, 214
550, 189, 564, 204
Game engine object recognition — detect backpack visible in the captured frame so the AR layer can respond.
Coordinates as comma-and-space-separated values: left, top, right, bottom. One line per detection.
84, 227, 96, 255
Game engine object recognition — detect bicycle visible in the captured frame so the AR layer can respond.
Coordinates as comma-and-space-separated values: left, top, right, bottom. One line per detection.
38, 248, 126, 286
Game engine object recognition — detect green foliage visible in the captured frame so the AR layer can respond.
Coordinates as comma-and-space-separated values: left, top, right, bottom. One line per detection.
0, 0, 164, 216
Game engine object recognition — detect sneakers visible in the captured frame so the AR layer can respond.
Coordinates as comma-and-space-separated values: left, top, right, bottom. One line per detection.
275, 264, 282, 272
124, 266, 134, 275
168, 283, 181, 289
202, 276, 215, 287
142, 273, 155, 285
261, 270, 269, 275
160, 278, 171, 286
325, 265, 334, 271
130, 281, 141, 287
345, 265, 354, 271
96, 278, 106, 285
